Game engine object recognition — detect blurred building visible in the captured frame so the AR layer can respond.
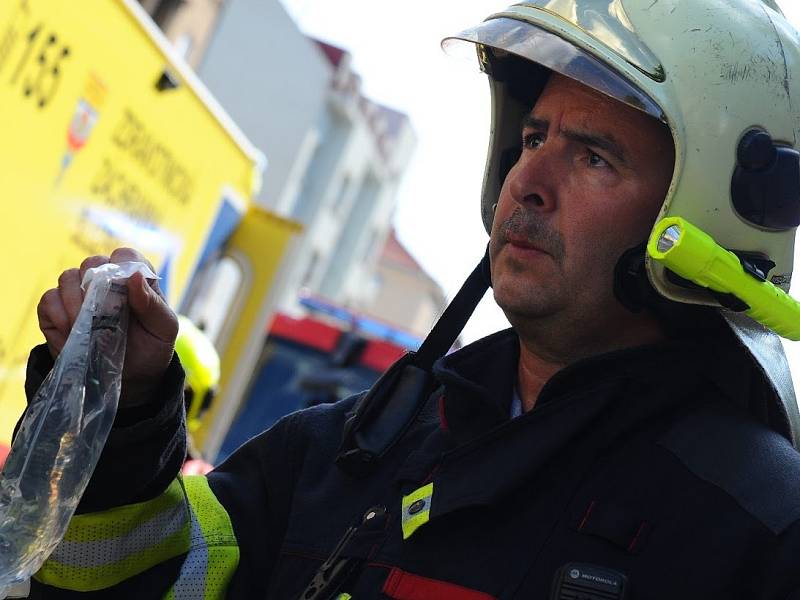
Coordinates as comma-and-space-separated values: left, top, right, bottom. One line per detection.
362, 228, 448, 340
284, 41, 417, 317
138, 0, 445, 345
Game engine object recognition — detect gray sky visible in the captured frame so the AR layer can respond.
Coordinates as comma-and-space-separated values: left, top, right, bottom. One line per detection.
280, 0, 800, 348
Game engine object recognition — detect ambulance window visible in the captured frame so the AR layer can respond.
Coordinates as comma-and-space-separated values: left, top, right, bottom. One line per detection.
187, 256, 245, 347
148, 0, 183, 29
174, 34, 194, 60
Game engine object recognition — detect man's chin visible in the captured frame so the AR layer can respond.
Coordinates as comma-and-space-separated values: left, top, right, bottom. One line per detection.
493, 287, 558, 322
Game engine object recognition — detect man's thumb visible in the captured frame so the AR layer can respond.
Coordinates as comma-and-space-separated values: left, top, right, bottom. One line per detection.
126, 272, 178, 343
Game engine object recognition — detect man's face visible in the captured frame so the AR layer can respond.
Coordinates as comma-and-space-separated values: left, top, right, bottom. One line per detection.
489, 74, 675, 335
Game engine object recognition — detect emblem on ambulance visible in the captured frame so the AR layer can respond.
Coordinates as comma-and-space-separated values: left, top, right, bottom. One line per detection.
55, 73, 107, 187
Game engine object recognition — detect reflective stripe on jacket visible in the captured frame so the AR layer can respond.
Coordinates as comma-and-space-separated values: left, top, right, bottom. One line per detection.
35, 475, 238, 598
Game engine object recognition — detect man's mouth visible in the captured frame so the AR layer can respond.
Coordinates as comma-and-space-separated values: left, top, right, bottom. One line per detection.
505, 234, 549, 255
495, 207, 565, 263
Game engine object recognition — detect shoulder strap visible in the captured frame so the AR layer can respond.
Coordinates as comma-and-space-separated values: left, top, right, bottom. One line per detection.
336, 249, 491, 477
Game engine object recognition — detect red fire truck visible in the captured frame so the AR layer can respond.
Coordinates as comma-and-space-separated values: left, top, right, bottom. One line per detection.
216, 299, 416, 462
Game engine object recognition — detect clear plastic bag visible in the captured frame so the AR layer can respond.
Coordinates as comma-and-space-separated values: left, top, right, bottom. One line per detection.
0, 262, 156, 595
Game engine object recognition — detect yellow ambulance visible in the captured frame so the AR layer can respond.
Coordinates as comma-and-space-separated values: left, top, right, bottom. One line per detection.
0, 0, 301, 458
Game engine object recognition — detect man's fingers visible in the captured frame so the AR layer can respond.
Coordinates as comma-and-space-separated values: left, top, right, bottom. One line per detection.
57, 268, 83, 325
126, 272, 179, 343
42, 330, 67, 358
109, 247, 154, 273
147, 275, 168, 302
38, 249, 171, 366
38, 288, 70, 358
79, 255, 110, 285
38, 288, 70, 333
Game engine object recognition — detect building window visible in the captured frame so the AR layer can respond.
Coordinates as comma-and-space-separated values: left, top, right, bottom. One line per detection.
301, 251, 320, 287
331, 174, 351, 212
174, 34, 194, 60
364, 228, 381, 261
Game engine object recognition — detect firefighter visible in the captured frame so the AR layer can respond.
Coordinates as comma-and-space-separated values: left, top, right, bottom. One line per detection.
175, 314, 219, 474
27, 0, 800, 597
174, 315, 219, 434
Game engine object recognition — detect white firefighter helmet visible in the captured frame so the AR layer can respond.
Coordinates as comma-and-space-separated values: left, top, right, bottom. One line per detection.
443, 0, 800, 444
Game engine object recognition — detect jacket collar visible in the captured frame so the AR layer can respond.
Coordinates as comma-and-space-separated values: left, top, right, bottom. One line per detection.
432, 329, 519, 443
433, 328, 720, 446
404, 326, 763, 522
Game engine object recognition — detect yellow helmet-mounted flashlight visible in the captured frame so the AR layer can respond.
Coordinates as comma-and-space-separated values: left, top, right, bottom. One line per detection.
647, 217, 800, 341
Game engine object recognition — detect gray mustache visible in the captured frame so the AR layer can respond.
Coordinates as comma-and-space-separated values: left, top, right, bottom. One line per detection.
501, 208, 565, 263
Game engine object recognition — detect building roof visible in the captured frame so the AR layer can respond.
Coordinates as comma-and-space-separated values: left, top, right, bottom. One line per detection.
375, 103, 407, 138
314, 39, 346, 68
380, 227, 425, 273
373, 228, 449, 335
311, 38, 414, 167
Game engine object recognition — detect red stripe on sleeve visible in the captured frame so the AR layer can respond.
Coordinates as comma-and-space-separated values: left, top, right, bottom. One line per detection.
382, 567, 496, 600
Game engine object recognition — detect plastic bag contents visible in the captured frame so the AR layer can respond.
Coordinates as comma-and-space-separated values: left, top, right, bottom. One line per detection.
0, 262, 157, 595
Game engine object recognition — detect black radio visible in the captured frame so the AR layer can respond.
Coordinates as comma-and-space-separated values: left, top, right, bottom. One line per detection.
551, 563, 628, 600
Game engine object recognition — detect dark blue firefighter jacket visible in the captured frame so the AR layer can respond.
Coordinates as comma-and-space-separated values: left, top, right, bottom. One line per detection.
25, 327, 800, 598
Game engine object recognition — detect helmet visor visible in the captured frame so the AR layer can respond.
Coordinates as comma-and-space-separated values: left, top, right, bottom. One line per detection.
443, 16, 665, 122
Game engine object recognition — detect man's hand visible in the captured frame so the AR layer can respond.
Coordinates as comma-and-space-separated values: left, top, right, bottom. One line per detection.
37, 248, 179, 408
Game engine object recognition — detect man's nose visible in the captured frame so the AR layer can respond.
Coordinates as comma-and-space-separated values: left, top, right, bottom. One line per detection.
507, 149, 558, 212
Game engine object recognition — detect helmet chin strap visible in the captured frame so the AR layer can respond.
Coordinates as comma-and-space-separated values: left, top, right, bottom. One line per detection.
336, 247, 492, 477
415, 245, 493, 367
613, 242, 658, 313
614, 242, 732, 339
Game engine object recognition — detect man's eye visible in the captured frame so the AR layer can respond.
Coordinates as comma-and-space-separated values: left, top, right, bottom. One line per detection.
588, 151, 610, 168
522, 132, 545, 149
